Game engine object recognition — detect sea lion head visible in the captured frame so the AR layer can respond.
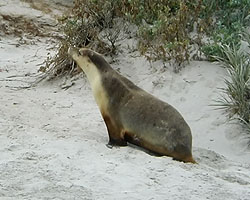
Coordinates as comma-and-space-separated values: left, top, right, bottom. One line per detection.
68, 47, 110, 73
68, 46, 92, 59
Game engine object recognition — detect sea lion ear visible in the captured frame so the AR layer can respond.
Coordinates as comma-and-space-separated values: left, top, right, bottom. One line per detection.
90, 51, 95, 57
78, 49, 84, 56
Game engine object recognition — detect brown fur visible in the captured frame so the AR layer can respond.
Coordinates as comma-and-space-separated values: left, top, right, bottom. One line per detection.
68, 47, 196, 164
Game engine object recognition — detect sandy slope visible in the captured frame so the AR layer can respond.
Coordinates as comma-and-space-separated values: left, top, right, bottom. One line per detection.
0, 1, 250, 199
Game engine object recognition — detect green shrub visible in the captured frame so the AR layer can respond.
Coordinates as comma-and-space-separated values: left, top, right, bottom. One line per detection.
40, 0, 249, 77
40, 0, 203, 78
39, 0, 125, 78
200, 0, 250, 59
123, 0, 202, 71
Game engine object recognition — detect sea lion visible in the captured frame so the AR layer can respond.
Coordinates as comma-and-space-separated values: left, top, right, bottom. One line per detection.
68, 47, 196, 163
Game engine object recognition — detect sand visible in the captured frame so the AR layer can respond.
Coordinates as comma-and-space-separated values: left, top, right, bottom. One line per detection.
0, 0, 250, 199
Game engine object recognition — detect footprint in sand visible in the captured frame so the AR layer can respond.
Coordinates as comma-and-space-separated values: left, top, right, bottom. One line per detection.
180, 97, 186, 102
211, 117, 225, 126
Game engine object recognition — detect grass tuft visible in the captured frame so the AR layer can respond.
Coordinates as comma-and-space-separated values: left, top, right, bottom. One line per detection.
214, 43, 250, 134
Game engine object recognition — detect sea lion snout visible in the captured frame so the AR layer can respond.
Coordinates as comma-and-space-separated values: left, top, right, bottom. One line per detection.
68, 46, 79, 58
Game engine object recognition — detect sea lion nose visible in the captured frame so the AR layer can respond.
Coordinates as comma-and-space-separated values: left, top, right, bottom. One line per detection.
68, 46, 73, 56
68, 46, 79, 57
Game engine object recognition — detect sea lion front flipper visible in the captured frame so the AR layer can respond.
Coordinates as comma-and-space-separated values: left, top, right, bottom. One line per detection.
106, 138, 127, 147
102, 114, 127, 147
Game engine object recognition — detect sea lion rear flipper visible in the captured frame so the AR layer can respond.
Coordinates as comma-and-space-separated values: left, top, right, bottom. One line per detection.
124, 132, 141, 146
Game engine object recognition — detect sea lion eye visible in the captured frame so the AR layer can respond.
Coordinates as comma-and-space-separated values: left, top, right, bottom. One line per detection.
78, 49, 83, 56
79, 48, 88, 56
